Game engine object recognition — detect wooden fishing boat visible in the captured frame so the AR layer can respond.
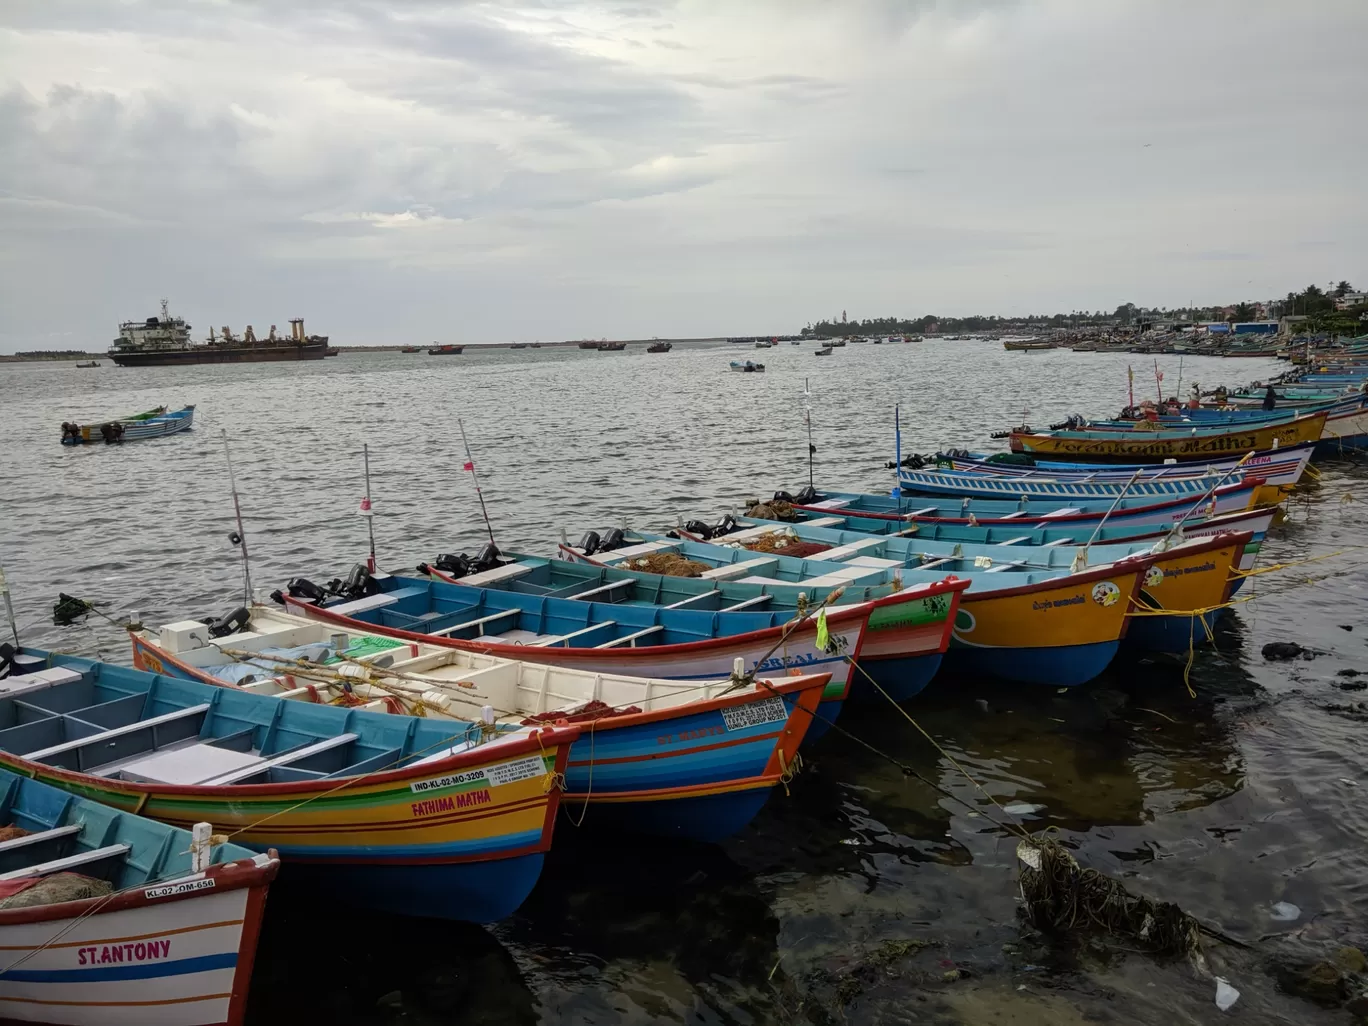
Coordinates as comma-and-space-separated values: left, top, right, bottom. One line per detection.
74, 360, 100, 368
417, 553, 967, 704
730, 360, 765, 372
400, 345, 421, 353
896, 467, 1243, 502
647, 342, 672, 353
927, 442, 1315, 488
0, 650, 576, 923
1002, 340, 1054, 351
785, 480, 1264, 529
667, 519, 1252, 655
272, 568, 944, 732
129, 607, 831, 843
428, 344, 464, 355
597, 341, 627, 352
60, 406, 194, 446
0, 664, 277, 1026
1009, 411, 1326, 462
560, 535, 1158, 686
814, 347, 833, 356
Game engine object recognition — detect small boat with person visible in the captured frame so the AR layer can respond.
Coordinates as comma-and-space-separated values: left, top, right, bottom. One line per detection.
730, 360, 765, 372
647, 342, 673, 353
74, 360, 100, 368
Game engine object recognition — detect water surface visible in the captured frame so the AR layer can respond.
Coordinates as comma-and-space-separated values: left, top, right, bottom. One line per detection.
2, 342, 1364, 1024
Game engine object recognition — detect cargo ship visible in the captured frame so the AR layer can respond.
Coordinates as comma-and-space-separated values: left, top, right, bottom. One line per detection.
108, 301, 329, 366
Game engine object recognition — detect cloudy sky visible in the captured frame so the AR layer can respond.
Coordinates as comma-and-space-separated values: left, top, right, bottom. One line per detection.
1, 0, 1363, 350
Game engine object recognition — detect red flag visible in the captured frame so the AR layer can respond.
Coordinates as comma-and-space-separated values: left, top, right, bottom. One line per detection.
359, 497, 372, 512
463, 461, 474, 472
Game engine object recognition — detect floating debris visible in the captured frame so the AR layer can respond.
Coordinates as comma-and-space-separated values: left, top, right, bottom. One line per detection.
1214, 977, 1240, 1011
1017, 838, 1199, 957
1270, 902, 1301, 922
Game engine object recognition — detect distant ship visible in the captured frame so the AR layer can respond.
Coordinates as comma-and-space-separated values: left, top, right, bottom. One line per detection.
108, 301, 329, 367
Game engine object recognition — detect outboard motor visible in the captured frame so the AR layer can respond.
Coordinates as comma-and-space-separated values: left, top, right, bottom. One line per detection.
203, 607, 251, 639
684, 519, 712, 539
0, 643, 14, 680
470, 543, 502, 573
793, 485, 818, 504
433, 553, 471, 577
285, 577, 328, 602
711, 514, 737, 537
329, 565, 376, 602
772, 490, 795, 503
578, 531, 601, 557
600, 528, 626, 552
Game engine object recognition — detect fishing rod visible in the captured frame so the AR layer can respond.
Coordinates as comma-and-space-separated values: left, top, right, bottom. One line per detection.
360, 444, 377, 573
458, 418, 498, 546
1072, 468, 1145, 572
221, 431, 254, 606
1162, 450, 1257, 544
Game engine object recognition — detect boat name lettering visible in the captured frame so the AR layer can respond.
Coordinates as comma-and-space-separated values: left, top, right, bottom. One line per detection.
411, 790, 491, 817
1163, 561, 1217, 578
78, 939, 171, 965
756, 652, 816, 672
140, 653, 165, 674
144, 878, 215, 899
721, 697, 789, 731
658, 725, 726, 745
1031, 594, 1086, 611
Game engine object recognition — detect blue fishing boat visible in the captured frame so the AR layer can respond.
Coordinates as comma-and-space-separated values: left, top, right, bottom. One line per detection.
0, 649, 578, 923
926, 442, 1314, 488
895, 467, 1242, 502
60, 405, 195, 446
558, 532, 1180, 685
782, 479, 1264, 529
128, 605, 832, 844
273, 567, 965, 730
0, 654, 278, 1025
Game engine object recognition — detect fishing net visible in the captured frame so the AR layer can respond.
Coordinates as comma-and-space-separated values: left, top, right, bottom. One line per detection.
745, 500, 800, 521
617, 553, 711, 577
739, 531, 832, 559
985, 452, 1036, 466
0, 873, 115, 910
0, 826, 29, 843
1017, 838, 1200, 958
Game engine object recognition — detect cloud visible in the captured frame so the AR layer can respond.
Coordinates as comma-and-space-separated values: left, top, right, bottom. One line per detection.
0, 0, 1364, 348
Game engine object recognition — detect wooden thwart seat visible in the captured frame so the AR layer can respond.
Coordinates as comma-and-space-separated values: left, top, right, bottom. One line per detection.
0, 825, 83, 857
721, 595, 771, 611
594, 625, 664, 649
0, 844, 131, 881
22, 704, 212, 763
663, 591, 722, 609
429, 608, 521, 637
203, 733, 360, 786
532, 621, 618, 647
565, 580, 634, 601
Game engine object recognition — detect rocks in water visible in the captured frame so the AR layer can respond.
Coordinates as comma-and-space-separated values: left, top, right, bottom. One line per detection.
1275, 961, 1350, 1006
1335, 946, 1367, 974
1338, 669, 1363, 677
1336, 678, 1368, 691
1262, 642, 1307, 661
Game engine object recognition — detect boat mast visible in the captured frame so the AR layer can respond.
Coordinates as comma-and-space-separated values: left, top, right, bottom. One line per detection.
458, 419, 498, 546
361, 444, 377, 572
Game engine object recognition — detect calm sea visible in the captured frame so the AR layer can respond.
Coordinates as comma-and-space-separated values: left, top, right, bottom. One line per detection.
2, 341, 1365, 1025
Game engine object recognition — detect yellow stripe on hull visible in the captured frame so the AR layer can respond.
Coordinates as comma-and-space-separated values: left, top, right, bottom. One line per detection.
952, 569, 1138, 650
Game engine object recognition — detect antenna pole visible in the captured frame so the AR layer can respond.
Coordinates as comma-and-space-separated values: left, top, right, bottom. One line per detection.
221, 431, 254, 605
362, 444, 377, 573
0, 564, 18, 647
458, 419, 498, 546
804, 378, 815, 488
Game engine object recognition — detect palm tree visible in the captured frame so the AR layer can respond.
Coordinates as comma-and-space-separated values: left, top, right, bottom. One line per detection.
1336, 280, 1354, 298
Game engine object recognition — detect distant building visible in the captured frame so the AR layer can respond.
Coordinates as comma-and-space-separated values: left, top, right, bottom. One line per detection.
1231, 321, 1279, 334
1336, 292, 1367, 310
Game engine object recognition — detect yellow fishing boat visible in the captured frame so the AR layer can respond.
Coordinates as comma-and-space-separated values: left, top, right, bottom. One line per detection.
1010, 412, 1327, 463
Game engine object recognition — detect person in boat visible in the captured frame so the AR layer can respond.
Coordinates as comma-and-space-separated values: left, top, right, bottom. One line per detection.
1139, 399, 1160, 423
1164, 396, 1181, 415
1262, 385, 1277, 411
1187, 385, 1201, 411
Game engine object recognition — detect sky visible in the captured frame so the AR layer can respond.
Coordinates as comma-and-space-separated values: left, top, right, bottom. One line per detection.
1, 0, 1364, 350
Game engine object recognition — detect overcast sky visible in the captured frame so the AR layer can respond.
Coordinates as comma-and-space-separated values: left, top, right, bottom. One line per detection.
1, 0, 1363, 350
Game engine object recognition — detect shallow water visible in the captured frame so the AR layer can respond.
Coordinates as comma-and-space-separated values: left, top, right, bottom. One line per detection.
2, 341, 1366, 1025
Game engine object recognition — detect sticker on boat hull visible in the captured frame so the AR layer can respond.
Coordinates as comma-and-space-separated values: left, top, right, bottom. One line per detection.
410, 755, 545, 794
145, 878, 215, 899
721, 697, 788, 731
1091, 581, 1121, 607
1144, 566, 1164, 588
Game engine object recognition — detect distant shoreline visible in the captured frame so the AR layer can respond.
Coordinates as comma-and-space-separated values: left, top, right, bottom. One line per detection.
0, 339, 733, 362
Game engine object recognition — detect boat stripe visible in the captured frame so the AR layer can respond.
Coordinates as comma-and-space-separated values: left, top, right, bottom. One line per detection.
567, 730, 781, 769
0, 992, 231, 1008
0, 952, 236, 983
0, 918, 244, 951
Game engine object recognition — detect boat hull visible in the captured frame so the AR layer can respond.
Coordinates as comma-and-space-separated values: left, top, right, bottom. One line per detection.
1011, 413, 1326, 462
936, 443, 1313, 488
108, 344, 327, 366
0, 861, 274, 1026
945, 563, 1145, 686
1123, 535, 1244, 653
